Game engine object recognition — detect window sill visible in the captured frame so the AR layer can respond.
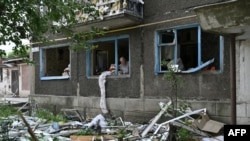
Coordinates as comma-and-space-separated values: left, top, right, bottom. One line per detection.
40, 76, 70, 80
156, 70, 221, 75
87, 74, 130, 79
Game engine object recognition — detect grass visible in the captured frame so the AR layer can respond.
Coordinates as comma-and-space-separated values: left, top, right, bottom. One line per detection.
35, 108, 67, 123
0, 103, 18, 118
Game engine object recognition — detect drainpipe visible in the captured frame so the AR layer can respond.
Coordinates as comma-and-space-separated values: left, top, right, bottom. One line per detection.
230, 34, 236, 124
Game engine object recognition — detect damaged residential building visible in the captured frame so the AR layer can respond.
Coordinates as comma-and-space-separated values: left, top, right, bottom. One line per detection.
31, 0, 247, 124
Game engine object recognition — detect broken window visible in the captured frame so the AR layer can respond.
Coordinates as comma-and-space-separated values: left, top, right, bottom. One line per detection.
87, 36, 130, 77
155, 25, 224, 73
40, 44, 70, 80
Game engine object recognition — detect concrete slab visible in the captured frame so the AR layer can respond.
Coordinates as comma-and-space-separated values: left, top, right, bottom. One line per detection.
107, 98, 125, 111
144, 99, 168, 112
124, 99, 144, 112
0, 97, 29, 104
247, 103, 250, 117
216, 102, 231, 117
236, 103, 247, 117
237, 117, 250, 124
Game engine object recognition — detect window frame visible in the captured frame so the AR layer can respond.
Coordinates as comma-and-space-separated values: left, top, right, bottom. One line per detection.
86, 35, 130, 78
155, 24, 224, 74
39, 43, 71, 80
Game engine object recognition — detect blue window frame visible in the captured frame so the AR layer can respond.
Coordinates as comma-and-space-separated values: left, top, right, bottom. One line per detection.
86, 35, 130, 77
155, 24, 224, 73
40, 43, 70, 80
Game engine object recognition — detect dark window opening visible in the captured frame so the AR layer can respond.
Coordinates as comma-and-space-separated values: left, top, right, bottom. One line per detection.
159, 30, 175, 44
93, 41, 115, 75
178, 27, 198, 70
89, 37, 129, 76
201, 32, 221, 71
42, 46, 70, 76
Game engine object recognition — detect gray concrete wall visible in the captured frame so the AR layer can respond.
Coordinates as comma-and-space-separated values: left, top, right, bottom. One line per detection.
236, 39, 250, 124
30, 95, 231, 123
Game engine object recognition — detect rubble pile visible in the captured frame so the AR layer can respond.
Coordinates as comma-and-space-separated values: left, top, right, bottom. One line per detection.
0, 100, 225, 141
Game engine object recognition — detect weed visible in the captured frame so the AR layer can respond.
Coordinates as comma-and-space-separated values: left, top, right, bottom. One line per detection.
0, 104, 18, 118
75, 128, 94, 136
35, 108, 67, 122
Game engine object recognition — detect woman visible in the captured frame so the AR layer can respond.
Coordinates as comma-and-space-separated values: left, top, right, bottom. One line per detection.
119, 56, 129, 74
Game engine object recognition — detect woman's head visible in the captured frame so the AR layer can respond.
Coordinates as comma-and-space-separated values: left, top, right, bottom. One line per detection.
120, 57, 126, 65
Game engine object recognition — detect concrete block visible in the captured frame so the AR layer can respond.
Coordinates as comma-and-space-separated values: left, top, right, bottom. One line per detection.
91, 97, 101, 108
124, 99, 144, 112
33, 96, 51, 104
236, 103, 247, 117
237, 117, 250, 124
78, 97, 93, 108
50, 96, 74, 106
247, 103, 250, 117
124, 111, 156, 123
85, 107, 102, 119
185, 101, 217, 116
210, 116, 230, 124
216, 102, 231, 117
107, 98, 125, 111
72, 97, 79, 107
144, 99, 167, 112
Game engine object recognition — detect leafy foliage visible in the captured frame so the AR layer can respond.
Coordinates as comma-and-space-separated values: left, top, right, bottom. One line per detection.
75, 128, 95, 136
176, 127, 192, 141
0, 104, 18, 117
0, 0, 102, 58
35, 108, 67, 122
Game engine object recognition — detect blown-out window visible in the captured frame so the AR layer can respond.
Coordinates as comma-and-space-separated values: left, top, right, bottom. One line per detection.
86, 36, 130, 77
155, 24, 224, 73
40, 44, 70, 80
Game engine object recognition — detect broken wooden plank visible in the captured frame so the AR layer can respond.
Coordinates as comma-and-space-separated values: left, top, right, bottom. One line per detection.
18, 112, 39, 141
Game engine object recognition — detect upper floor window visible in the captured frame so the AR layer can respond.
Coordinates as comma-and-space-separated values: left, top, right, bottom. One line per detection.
40, 44, 70, 80
86, 36, 130, 77
155, 24, 224, 73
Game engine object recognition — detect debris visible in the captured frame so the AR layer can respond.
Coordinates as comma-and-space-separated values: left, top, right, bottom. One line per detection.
1, 98, 226, 141
84, 114, 107, 128
141, 100, 172, 137
201, 135, 224, 141
153, 108, 207, 136
193, 113, 225, 133
18, 112, 39, 141
172, 121, 210, 137
61, 108, 85, 122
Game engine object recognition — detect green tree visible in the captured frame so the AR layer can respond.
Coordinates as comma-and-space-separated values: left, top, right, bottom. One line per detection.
0, 0, 102, 58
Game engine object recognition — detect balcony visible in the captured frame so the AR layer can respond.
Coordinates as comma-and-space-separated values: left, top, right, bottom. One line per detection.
194, 0, 250, 40
74, 0, 144, 31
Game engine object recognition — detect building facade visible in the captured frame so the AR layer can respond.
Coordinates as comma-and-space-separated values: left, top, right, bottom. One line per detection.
0, 58, 30, 97
31, 0, 234, 123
